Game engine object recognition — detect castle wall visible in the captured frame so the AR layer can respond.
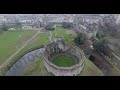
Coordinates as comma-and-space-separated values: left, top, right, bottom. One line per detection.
43, 41, 85, 76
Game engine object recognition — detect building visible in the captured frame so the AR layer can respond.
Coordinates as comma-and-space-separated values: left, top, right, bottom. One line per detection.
22, 26, 33, 30
73, 14, 100, 39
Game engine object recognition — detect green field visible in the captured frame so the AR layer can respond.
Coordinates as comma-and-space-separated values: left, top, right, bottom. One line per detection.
0, 31, 49, 75
12, 32, 49, 61
52, 55, 76, 67
19, 32, 49, 51
0, 30, 37, 65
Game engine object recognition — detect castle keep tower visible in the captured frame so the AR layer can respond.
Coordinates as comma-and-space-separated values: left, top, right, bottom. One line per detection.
43, 37, 86, 76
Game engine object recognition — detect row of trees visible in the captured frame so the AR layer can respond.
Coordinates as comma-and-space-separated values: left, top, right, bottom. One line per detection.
73, 16, 120, 57
45, 22, 73, 30
97, 16, 119, 38
0, 22, 22, 33
73, 30, 110, 57
73, 30, 110, 56
93, 16, 118, 55
0, 24, 9, 34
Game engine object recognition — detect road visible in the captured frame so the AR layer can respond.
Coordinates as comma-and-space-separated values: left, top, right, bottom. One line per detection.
0, 29, 41, 69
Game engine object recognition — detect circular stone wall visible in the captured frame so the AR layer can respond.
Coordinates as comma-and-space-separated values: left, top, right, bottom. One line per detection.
43, 39, 86, 76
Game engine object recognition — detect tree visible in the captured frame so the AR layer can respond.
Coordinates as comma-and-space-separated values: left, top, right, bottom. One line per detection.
45, 23, 55, 30
74, 33, 88, 45
15, 21, 22, 28
96, 31, 105, 39
0, 24, 8, 31
93, 40, 109, 55
98, 16, 118, 37
62, 22, 73, 28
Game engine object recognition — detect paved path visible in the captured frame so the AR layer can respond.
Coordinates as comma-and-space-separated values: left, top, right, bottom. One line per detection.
0, 30, 41, 69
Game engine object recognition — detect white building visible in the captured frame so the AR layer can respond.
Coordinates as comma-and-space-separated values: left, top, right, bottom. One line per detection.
22, 26, 33, 30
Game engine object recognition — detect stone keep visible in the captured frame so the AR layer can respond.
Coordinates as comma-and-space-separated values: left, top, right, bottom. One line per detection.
43, 37, 86, 76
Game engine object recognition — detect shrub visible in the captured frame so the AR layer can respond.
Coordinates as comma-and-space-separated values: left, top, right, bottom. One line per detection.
0, 24, 8, 31
45, 23, 55, 30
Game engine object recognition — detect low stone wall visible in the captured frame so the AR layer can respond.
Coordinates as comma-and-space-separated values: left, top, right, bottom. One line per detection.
104, 52, 120, 70
104, 44, 120, 70
43, 41, 85, 76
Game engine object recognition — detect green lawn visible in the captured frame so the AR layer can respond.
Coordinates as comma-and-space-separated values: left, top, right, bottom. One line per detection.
12, 32, 49, 62
52, 55, 76, 67
79, 59, 104, 76
20, 32, 49, 51
0, 30, 37, 65
11, 32, 49, 62
0, 31, 50, 75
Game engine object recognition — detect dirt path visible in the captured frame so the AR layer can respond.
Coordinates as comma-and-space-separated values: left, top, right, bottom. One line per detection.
49, 31, 53, 43
0, 29, 41, 68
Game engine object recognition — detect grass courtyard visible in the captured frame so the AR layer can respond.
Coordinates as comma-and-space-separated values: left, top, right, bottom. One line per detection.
52, 55, 76, 67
